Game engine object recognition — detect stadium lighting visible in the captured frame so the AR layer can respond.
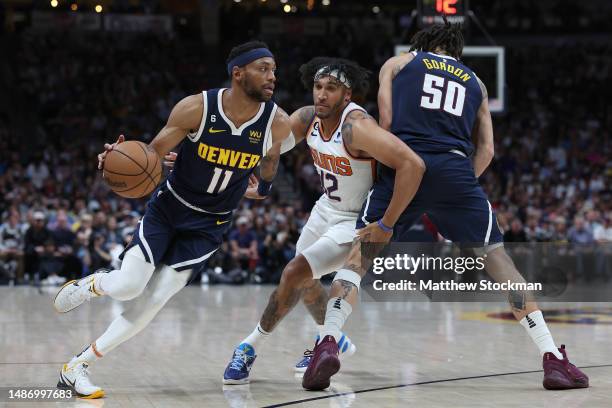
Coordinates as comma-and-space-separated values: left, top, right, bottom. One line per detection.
372, 5, 380, 13
283, 4, 291, 13
233, 0, 241, 3
95, 5, 103, 13
322, 0, 330, 6
70, 3, 78, 11
50, 0, 58, 8
291, 5, 297, 12
280, 0, 288, 3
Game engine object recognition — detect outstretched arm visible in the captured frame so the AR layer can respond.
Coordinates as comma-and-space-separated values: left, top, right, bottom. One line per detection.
378, 53, 415, 130
342, 110, 425, 242
97, 94, 203, 169
288, 105, 315, 146
472, 78, 494, 177
260, 107, 291, 181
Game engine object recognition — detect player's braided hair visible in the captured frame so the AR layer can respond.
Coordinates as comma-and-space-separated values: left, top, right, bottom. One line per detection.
409, 17, 464, 60
299, 57, 370, 97
226, 40, 270, 64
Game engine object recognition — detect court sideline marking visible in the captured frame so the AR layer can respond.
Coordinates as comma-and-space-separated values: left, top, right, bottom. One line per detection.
264, 364, 612, 407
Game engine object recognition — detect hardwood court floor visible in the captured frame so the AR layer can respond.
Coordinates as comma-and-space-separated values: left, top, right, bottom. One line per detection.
1, 285, 610, 408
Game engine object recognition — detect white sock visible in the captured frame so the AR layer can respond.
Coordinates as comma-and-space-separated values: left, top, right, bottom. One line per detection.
520, 310, 563, 359
70, 343, 102, 366
320, 298, 352, 342
241, 323, 270, 350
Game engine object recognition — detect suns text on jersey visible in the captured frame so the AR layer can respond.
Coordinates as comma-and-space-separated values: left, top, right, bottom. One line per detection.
197, 142, 260, 169
310, 148, 353, 176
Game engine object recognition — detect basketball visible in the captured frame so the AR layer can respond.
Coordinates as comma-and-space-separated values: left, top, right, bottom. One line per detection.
102, 141, 162, 198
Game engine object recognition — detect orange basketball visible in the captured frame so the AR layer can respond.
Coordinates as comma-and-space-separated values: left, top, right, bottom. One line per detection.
102, 141, 162, 198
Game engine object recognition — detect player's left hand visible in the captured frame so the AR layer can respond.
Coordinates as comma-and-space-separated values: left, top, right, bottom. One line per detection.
164, 151, 177, 168
244, 175, 266, 200
356, 222, 393, 243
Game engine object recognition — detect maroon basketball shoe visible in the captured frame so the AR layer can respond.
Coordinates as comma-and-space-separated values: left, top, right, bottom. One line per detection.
542, 345, 589, 390
302, 335, 341, 391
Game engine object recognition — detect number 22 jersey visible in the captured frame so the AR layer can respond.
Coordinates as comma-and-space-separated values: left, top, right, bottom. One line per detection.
306, 102, 375, 214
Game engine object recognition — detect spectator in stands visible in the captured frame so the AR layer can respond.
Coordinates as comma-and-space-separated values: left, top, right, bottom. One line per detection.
50, 210, 80, 281
39, 238, 67, 286
568, 216, 595, 245
504, 218, 528, 242
24, 211, 51, 281
229, 217, 259, 274
0, 210, 25, 283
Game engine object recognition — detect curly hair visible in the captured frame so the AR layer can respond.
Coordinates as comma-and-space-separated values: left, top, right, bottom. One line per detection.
299, 57, 370, 97
409, 17, 464, 60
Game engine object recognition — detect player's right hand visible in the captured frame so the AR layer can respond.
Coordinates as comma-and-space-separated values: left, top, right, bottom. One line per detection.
163, 152, 178, 169
244, 175, 266, 200
97, 134, 125, 170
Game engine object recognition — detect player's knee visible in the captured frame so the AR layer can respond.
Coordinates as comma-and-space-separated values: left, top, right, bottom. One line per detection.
281, 256, 312, 287
111, 278, 148, 301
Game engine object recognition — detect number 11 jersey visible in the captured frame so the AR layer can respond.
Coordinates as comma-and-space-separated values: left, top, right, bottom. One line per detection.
168, 88, 277, 214
391, 51, 483, 157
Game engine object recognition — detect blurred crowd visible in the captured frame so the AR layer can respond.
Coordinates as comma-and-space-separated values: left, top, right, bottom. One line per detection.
0, 23, 610, 285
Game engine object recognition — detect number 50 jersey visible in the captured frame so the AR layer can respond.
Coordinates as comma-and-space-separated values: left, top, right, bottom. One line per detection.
391, 51, 483, 157
306, 102, 375, 214
167, 88, 277, 214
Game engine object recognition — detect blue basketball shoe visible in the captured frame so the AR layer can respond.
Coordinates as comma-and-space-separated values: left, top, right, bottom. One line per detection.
294, 332, 356, 373
223, 343, 257, 385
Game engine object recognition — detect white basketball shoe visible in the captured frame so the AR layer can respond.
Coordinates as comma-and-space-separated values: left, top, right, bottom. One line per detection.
53, 269, 109, 313
57, 362, 104, 399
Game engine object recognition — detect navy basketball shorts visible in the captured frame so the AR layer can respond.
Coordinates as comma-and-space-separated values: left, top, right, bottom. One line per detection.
357, 151, 503, 247
127, 183, 233, 271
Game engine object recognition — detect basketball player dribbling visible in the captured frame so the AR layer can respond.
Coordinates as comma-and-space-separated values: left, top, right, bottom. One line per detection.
52, 41, 293, 398
222, 57, 425, 385
302, 21, 589, 391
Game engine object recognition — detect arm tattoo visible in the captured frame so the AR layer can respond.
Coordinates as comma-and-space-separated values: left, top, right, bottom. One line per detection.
259, 150, 279, 182
298, 106, 315, 125
341, 122, 354, 145
341, 110, 370, 147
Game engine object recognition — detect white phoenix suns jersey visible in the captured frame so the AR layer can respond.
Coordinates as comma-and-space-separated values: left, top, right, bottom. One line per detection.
306, 102, 376, 213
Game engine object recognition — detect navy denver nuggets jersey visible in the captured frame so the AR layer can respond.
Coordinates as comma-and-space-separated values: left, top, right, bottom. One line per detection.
167, 88, 277, 213
391, 51, 483, 156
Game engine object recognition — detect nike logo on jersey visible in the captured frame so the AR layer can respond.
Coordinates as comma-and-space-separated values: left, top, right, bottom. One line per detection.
216, 220, 230, 225
209, 128, 226, 134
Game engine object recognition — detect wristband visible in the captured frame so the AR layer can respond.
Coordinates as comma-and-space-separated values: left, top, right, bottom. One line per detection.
257, 179, 273, 197
377, 219, 393, 232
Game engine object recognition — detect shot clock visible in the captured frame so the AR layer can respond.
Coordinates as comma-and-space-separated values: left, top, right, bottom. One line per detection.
418, 0, 468, 26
